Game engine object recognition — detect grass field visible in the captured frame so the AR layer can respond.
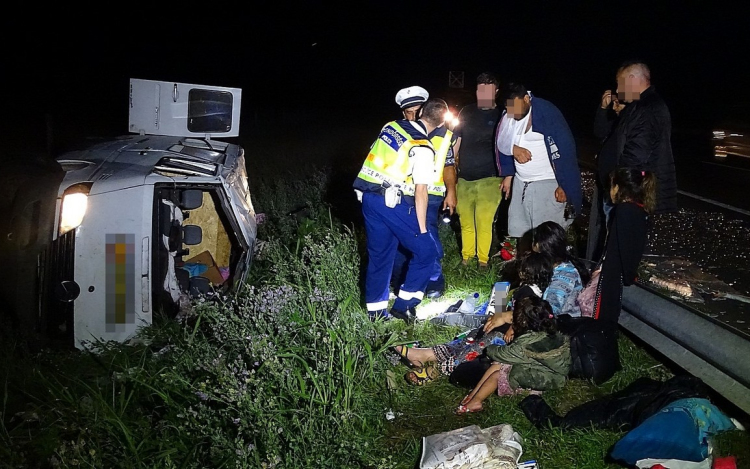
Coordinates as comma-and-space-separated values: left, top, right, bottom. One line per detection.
1, 117, 748, 467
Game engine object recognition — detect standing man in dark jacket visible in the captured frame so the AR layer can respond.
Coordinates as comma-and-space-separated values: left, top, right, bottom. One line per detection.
586, 89, 626, 260
586, 61, 677, 260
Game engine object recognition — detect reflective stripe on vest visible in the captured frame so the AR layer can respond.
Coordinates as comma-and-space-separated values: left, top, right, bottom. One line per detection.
426, 129, 453, 196
356, 121, 432, 196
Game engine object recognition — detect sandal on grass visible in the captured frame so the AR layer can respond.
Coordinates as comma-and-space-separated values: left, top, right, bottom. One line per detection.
389, 343, 421, 369
404, 365, 439, 386
455, 403, 483, 414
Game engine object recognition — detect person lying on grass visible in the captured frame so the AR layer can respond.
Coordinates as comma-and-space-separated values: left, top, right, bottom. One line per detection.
391, 251, 553, 385
456, 296, 571, 414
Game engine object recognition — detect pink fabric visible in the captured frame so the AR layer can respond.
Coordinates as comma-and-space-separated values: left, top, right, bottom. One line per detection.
495, 363, 543, 397
496, 363, 515, 396
578, 269, 600, 318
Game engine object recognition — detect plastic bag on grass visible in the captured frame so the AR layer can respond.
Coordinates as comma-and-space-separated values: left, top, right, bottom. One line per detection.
419, 424, 523, 469
431, 298, 490, 329
431, 311, 489, 329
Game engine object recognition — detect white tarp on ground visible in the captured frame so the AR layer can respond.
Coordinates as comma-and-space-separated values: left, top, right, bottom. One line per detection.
419, 424, 524, 469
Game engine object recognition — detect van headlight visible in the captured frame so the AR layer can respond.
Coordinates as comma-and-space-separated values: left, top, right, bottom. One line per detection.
59, 184, 91, 235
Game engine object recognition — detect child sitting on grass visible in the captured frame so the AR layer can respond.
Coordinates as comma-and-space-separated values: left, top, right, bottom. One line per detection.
456, 296, 570, 414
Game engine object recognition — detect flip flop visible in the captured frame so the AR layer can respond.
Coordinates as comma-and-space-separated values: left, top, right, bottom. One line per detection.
404, 365, 439, 386
388, 343, 421, 369
455, 403, 483, 414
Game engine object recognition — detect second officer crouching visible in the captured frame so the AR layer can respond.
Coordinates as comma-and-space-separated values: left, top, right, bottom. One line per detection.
353, 99, 448, 322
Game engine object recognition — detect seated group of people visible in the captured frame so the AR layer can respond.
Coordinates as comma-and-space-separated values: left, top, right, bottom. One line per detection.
391, 220, 592, 414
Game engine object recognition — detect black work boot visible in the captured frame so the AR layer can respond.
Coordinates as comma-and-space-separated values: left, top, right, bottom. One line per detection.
390, 307, 415, 324
425, 276, 446, 299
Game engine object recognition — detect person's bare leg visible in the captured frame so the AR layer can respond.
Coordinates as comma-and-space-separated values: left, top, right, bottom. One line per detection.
464, 363, 500, 399
461, 363, 501, 405
461, 370, 499, 412
394, 346, 436, 367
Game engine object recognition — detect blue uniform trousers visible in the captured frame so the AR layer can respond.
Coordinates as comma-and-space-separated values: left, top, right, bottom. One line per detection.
392, 197, 444, 292
362, 191, 438, 314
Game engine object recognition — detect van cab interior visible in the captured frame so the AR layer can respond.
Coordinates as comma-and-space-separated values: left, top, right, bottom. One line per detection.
154, 186, 242, 317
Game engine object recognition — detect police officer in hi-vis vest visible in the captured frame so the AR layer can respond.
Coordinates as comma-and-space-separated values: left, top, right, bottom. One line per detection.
391, 87, 457, 300
353, 98, 448, 322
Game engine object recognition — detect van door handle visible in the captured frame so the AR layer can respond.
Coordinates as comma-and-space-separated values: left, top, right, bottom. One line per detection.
141, 237, 149, 312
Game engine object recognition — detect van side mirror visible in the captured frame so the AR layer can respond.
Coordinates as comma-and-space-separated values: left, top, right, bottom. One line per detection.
180, 190, 203, 210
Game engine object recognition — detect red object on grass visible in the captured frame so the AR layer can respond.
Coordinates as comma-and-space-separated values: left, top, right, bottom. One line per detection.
713, 456, 737, 469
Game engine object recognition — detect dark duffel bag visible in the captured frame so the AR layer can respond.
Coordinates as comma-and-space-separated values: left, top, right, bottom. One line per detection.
557, 315, 621, 384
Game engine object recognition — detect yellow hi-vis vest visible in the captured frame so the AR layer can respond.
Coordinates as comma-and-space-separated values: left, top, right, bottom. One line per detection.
356, 121, 433, 196
425, 128, 454, 197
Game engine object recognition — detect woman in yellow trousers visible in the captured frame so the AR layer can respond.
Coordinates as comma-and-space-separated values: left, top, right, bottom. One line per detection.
455, 176, 503, 268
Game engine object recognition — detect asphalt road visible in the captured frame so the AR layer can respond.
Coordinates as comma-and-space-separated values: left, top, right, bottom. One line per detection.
576, 131, 750, 213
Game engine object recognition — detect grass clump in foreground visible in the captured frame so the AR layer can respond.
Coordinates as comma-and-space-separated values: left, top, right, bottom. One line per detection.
0, 166, 748, 468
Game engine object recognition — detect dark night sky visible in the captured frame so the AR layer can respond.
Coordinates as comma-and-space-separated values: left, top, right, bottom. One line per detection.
5, 1, 749, 149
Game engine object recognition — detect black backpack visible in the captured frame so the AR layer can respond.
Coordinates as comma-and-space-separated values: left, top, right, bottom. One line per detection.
557, 315, 621, 384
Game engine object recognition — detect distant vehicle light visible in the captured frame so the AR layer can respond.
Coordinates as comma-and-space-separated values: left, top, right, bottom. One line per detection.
60, 193, 88, 235
713, 130, 726, 139
451, 118, 460, 127
444, 111, 454, 122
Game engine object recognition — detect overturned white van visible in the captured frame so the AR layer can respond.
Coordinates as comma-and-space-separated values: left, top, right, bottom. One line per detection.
37, 79, 256, 348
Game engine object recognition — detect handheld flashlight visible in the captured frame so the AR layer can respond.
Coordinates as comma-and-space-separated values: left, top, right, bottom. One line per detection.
441, 208, 452, 224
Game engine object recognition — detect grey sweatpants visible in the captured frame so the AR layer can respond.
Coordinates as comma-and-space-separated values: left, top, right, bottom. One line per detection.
507, 178, 571, 237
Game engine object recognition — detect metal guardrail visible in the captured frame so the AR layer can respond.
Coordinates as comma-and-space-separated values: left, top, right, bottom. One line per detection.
620, 283, 750, 415
578, 153, 750, 412
675, 189, 750, 216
